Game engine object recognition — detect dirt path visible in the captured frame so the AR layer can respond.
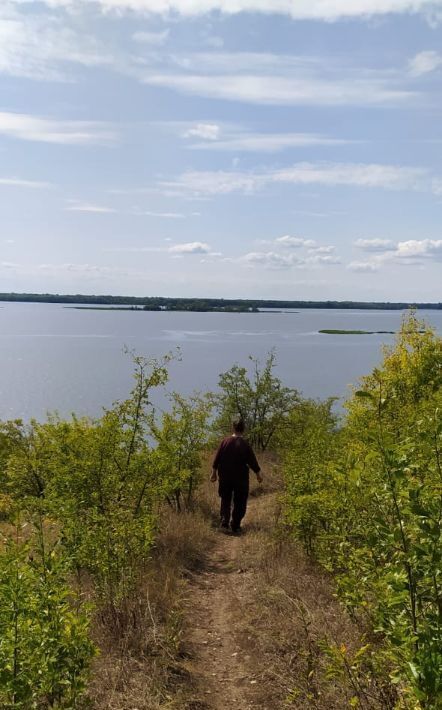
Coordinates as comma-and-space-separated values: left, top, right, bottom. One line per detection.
182, 498, 262, 710
177, 480, 371, 710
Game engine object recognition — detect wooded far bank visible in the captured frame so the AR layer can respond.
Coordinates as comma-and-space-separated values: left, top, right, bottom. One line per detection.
1, 292, 442, 311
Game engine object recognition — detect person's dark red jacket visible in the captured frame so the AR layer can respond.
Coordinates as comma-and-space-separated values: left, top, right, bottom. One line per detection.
212, 435, 260, 479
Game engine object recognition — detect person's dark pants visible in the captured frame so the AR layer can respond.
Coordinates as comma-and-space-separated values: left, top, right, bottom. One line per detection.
218, 473, 249, 531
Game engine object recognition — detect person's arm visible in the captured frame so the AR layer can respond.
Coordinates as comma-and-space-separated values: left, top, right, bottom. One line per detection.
211, 440, 223, 482
247, 444, 263, 484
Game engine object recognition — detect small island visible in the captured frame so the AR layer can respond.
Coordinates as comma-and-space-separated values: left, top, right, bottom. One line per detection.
68, 304, 260, 313
319, 329, 396, 335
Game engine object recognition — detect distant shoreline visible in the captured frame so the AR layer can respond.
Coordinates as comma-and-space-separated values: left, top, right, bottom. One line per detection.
319, 329, 396, 335
0, 293, 441, 311
66, 305, 264, 313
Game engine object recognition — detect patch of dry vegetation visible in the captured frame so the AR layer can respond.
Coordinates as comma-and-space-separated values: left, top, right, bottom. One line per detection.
234, 466, 391, 709
88, 507, 216, 709
85, 456, 391, 710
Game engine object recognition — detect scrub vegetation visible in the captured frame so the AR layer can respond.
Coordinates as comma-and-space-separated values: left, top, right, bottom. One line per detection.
0, 312, 440, 708
284, 312, 442, 708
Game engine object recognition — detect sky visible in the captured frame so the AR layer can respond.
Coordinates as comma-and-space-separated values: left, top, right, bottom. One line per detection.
1, 0, 442, 301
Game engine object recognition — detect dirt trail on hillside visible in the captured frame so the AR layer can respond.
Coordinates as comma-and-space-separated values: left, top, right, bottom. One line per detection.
177, 481, 374, 710
182, 497, 264, 710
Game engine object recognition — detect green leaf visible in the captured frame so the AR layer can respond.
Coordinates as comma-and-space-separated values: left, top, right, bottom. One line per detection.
354, 390, 374, 400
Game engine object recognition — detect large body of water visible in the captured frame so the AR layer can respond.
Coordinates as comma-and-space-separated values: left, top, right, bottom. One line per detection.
1, 302, 441, 421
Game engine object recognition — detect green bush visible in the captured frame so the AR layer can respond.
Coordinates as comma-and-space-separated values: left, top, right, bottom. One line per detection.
0, 351, 213, 702
0, 529, 95, 708
214, 351, 299, 451
284, 313, 442, 708
150, 392, 212, 511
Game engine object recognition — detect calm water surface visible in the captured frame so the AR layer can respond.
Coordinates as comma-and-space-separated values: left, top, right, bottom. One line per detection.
1, 302, 441, 421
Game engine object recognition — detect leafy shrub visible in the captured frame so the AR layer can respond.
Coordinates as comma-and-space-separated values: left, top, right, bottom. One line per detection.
214, 351, 299, 451
150, 392, 212, 511
284, 313, 442, 708
0, 351, 213, 703
0, 526, 95, 708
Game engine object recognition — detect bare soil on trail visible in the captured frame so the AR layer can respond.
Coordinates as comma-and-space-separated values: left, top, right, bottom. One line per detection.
180, 495, 275, 710
90, 476, 385, 709
90, 471, 390, 709
177, 479, 377, 710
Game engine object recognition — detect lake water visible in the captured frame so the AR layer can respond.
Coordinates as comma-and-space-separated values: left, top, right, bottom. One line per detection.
1, 302, 441, 421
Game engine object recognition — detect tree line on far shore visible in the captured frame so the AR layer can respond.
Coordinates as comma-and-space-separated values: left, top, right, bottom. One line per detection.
1, 292, 442, 311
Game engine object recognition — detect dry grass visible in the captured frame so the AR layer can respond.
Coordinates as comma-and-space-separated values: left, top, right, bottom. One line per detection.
87, 507, 216, 709
85, 455, 393, 709
232, 477, 393, 709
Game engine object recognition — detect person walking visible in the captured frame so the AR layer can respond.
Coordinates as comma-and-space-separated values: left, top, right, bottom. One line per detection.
211, 418, 263, 534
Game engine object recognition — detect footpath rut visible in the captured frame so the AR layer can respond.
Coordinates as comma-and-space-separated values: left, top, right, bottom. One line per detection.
176, 477, 376, 710
182, 499, 262, 710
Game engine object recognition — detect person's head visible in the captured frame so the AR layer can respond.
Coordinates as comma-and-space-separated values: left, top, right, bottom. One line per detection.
232, 417, 245, 435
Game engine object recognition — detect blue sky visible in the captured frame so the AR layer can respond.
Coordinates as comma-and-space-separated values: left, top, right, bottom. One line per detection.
1, 0, 442, 301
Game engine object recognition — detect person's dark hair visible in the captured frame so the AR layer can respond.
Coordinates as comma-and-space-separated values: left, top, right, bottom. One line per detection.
232, 417, 245, 434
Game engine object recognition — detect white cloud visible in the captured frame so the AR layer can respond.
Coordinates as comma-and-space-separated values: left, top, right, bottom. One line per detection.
0, 5, 113, 81
241, 251, 297, 270
0, 177, 53, 189
140, 210, 186, 218
355, 238, 395, 251
395, 239, 442, 258
39, 263, 102, 273
409, 50, 442, 77
104, 241, 212, 254
273, 163, 425, 190
292, 209, 341, 218
183, 122, 221, 140
275, 235, 316, 248
160, 162, 428, 197
432, 178, 442, 195
240, 246, 340, 270
364, 239, 442, 266
168, 241, 211, 254
37, 262, 131, 278
187, 129, 349, 152
0, 7, 420, 116
306, 254, 341, 265
67, 204, 193, 217
139, 51, 416, 108
104, 246, 164, 252
0, 111, 117, 145
308, 245, 335, 254
347, 261, 379, 272
169, 52, 321, 73
66, 201, 117, 213
132, 29, 170, 45
15, 0, 442, 22
160, 170, 262, 196
144, 69, 413, 107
